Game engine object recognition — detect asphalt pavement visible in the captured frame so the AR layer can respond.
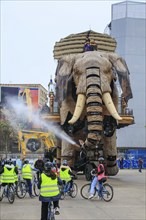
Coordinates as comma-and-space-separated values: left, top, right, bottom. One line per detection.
0, 169, 145, 220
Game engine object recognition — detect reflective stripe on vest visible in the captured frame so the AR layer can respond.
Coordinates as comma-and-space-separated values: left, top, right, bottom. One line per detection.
97, 164, 105, 180
1, 166, 15, 183
22, 164, 32, 179
59, 168, 71, 182
40, 173, 59, 197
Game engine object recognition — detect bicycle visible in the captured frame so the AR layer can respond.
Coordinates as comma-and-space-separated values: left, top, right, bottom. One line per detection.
33, 175, 39, 196
60, 178, 78, 200
80, 170, 114, 202
47, 200, 56, 220
0, 183, 15, 204
16, 175, 38, 198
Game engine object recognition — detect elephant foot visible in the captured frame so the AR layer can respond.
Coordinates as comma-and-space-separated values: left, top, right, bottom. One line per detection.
106, 163, 119, 176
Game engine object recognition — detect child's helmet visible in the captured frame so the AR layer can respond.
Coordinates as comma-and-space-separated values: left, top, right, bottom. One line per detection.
44, 161, 53, 171
98, 157, 104, 162
62, 160, 68, 166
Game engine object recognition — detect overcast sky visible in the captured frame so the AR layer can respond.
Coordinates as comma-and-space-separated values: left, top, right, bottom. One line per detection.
0, 0, 144, 90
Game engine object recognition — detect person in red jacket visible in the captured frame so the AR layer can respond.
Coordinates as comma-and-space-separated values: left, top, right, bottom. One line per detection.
88, 157, 107, 199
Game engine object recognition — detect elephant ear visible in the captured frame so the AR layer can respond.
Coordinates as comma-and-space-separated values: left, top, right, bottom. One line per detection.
116, 57, 133, 102
55, 56, 75, 104
109, 53, 133, 103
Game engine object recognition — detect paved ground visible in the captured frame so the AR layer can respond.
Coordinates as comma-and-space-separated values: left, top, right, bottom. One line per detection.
0, 169, 145, 220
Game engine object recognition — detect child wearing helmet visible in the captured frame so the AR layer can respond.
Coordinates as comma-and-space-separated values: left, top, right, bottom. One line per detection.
0, 159, 18, 199
22, 160, 35, 198
51, 160, 59, 176
38, 161, 62, 219
59, 160, 75, 189
88, 157, 107, 199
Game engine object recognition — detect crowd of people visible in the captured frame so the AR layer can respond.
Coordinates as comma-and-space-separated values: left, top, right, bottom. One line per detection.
0, 155, 76, 220
0, 154, 144, 220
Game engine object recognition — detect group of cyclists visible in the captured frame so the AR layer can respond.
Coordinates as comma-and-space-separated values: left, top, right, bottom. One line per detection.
0, 156, 77, 220
0, 155, 107, 220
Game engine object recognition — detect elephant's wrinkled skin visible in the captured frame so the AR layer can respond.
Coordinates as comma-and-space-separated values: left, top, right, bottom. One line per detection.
55, 51, 132, 175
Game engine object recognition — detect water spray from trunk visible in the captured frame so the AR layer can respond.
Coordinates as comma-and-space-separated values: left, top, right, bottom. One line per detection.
4, 97, 76, 145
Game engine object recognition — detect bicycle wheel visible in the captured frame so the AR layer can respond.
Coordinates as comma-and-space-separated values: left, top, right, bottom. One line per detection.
70, 182, 78, 198
101, 183, 114, 202
50, 214, 55, 220
0, 187, 4, 201
48, 203, 55, 220
59, 185, 65, 200
16, 181, 27, 199
8, 186, 15, 204
80, 183, 96, 199
33, 182, 39, 196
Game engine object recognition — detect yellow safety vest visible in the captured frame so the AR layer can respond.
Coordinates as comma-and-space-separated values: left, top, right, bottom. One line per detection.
1, 166, 15, 183
60, 168, 71, 182
22, 164, 32, 180
40, 173, 59, 197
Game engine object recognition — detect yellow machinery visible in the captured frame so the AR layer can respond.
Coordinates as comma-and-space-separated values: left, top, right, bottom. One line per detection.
18, 88, 56, 156
18, 130, 55, 156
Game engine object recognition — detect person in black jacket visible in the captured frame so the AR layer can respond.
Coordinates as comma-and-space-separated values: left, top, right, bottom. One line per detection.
34, 156, 44, 181
38, 161, 62, 220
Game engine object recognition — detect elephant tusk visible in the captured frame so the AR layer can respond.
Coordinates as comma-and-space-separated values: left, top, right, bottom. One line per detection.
103, 92, 122, 120
68, 94, 86, 124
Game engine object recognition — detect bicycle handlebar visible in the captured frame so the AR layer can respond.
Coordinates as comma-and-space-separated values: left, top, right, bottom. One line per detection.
90, 169, 97, 176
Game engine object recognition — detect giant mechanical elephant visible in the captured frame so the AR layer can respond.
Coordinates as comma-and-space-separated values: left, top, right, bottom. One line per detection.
55, 51, 133, 175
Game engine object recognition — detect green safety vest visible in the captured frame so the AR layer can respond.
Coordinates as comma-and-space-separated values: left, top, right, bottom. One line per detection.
1, 166, 15, 183
59, 168, 71, 182
40, 173, 59, 197
22, 164, 32, 180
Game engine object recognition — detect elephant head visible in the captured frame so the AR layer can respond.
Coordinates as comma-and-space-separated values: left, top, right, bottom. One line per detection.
56, 51, 132, 152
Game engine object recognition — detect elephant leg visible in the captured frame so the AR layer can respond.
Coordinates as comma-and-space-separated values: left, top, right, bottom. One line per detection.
61, 140, 76, 166
103, 132, 119, 175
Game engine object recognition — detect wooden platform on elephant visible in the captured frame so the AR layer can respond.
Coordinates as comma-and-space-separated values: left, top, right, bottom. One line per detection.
117, 115, 134, 128
41, 113, 134, 128
53, 30, 117, 59
41, 114, 60, 123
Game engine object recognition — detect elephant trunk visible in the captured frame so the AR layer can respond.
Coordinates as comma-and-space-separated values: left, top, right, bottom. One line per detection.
85, 67, 103, 149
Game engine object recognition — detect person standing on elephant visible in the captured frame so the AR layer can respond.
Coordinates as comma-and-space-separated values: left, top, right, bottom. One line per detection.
83, 38, 92, 52
90, 39, 98, 51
